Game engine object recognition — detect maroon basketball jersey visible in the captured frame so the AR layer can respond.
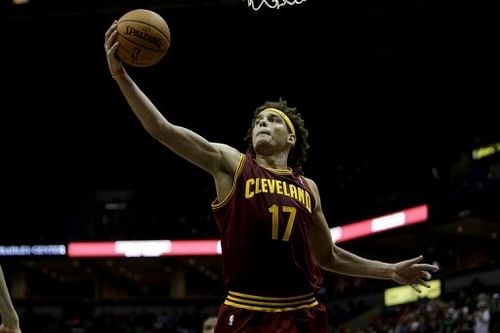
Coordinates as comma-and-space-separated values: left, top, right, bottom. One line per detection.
212, 153, 323, 299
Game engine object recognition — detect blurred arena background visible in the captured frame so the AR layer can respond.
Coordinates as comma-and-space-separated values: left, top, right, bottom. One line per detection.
1, 0, 498, 332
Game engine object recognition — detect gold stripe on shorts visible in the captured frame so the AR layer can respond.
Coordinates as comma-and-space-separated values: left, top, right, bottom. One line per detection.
224, 291, 319, 312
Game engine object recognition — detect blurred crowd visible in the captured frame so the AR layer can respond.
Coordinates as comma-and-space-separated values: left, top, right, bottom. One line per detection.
336, 281, 500, 333
12, 279, 499, 333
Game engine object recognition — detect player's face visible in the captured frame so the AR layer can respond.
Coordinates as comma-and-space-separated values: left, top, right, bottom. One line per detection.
252, 110, 292, 153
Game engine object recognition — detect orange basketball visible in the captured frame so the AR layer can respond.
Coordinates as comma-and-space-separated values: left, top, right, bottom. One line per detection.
116, 9, 171, 67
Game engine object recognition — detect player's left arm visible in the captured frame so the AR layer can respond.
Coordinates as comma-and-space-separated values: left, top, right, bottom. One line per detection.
305, 178, 439, 293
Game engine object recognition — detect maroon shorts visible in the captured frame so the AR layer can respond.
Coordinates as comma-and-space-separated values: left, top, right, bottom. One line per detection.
214, 303, 328, 333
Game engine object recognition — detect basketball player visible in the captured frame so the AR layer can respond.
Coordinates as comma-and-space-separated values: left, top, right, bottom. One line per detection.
104, 21, 439, 333
0, 266, 21, 333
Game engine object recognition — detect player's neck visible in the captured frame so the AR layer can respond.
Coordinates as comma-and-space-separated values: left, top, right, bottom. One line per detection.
254, 153, 288, 170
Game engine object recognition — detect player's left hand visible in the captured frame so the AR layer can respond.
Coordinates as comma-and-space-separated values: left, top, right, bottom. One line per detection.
390, 255, 439, 293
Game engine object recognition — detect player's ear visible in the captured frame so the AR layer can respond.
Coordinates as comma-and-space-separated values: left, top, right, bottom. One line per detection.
288, 134, 296, 145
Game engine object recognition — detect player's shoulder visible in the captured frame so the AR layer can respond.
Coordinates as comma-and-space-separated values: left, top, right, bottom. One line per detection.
212, 143, 242, 159
300, 176, 322, 209
213, 142, 244, 174
213, 142, 240, 152
302, 176, 319, 192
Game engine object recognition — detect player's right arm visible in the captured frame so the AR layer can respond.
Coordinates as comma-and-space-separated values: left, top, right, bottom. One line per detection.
104, 21, 241, 179
305, 178, 438, 293
0, 266, 21, 333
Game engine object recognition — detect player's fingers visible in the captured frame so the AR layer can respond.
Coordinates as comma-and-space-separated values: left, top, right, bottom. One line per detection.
104, 22, 117, 49
414, 263, 439, 272
107, 30, 118, 49
108, 41, 119, 56
421, 270, 432, 280
105, 20, 117, 39
416, 278, 430, 288
403, 255, 423, 267
106, 42, 118, 57
410, 283, 422, 293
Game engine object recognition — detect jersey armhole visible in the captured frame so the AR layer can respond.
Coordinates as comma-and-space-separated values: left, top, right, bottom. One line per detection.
211, 153, 246, 210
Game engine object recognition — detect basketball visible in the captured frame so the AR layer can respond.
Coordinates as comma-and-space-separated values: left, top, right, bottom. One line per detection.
116, 9, 171, 67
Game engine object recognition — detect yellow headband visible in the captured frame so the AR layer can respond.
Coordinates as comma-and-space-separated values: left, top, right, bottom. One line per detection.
260, 107, 296, 136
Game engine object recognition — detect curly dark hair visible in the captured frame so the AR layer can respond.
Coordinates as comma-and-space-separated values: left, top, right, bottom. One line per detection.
244, 98, 310, 174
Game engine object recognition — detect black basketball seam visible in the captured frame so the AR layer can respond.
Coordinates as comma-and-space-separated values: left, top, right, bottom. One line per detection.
118, 19, 170, 42
118, 34, 167, 54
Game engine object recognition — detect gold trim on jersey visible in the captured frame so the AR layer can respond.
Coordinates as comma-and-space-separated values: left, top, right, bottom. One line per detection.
211, 153, 246, 210
224, 291, 319, 312
263, 166, 293, 175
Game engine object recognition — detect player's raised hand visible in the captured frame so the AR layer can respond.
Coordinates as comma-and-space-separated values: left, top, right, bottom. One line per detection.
104, 21, 125, 79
